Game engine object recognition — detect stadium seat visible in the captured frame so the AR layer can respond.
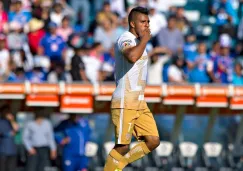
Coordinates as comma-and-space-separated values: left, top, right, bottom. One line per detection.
227, 143, 243, 170
171, 0, 187, 7
178, 142, 199, 169
153, 141, 176, 170
103, 141, 115, 156
85, 142, 103, 171
144, 167, 158, 171
184, 10, 200, 23
202, 142, 226, 170
184, 0, 209, 16
171, 167, 184, 171
219, 168, 233, 171
194, 168, 208, 171
102, 141, 115, 164
44, 167, 58, 171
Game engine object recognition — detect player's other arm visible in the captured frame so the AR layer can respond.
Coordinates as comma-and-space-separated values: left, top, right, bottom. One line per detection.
123, 29, 151, 63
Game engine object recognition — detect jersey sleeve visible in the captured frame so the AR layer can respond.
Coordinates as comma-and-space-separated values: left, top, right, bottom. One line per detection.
118, 36, 136, 52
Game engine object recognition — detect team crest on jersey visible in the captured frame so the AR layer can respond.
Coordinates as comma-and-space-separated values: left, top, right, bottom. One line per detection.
122, 40, 132, 48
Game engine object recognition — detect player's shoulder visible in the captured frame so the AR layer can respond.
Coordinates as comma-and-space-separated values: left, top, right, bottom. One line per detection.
117, 31, 137, 50
117, 31, 135, 42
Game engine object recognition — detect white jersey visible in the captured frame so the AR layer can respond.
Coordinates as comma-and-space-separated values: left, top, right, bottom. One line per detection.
111, 31, 148, 110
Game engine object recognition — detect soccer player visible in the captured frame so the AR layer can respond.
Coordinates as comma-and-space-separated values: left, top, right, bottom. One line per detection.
104, 7, 160, 171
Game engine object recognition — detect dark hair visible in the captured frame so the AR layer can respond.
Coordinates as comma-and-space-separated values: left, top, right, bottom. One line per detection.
167, 14, 177, 21
103, 1, 110, 6
62, 16, 70, 22
172, 54, 185, 67
92, 42, 102, 49
0, 105, 11, 119
35, 108, 45, 119
212, 41, 219, 46
128, 7, 149, 23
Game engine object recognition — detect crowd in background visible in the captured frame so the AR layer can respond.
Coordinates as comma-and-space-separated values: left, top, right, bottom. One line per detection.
1, 1, 243, 171
0, 105, 91, 171
0, 0, 243, 85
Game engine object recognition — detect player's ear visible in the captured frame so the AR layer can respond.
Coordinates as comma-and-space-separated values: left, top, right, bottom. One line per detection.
130, 21, 135, 28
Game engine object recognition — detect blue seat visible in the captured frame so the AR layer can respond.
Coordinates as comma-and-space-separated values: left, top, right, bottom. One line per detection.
184, 0, 209, 16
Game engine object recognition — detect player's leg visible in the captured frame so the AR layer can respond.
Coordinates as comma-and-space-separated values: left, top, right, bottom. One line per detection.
124, 107, 160, 164
104, 109, 137, 171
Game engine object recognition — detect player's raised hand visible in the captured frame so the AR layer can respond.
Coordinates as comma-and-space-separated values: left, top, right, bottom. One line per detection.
140, 28, 151, 43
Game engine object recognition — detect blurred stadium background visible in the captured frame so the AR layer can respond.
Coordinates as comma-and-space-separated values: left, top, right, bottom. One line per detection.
0, 0, 243, 171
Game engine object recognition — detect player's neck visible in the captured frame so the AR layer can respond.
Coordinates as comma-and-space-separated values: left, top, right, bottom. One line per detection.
129, 28, 138, 38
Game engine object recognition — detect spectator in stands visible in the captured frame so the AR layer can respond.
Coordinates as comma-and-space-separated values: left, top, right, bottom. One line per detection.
82, 43, 103, 84
215, 34, 234, 83
96, 2, 117, 27
70, 0, 90, 31
27, 18, 46, 55
149, 0, 173, 13
110, 0, 126, 17
0, 106, 19, 171
31, 0, 42, 19
210, 41, 221, 61
116, 16, 129, 37
156, 15, 184, 55
147, 47, 170, 85
38, 22, 67, 65
232, 62, 243, 85
57, 16, 73, 42
218, 12, 236, 38
8, 0, 31, 26
58, 0, 75, 19
7, 67, 26, 82
47, 61, 72, 83
25, 66, 46, 83
237, 15, 243, 40
23, 110, 57, 171
212, 0, 238, 25
101, 45, 115, 81
148, 3, 167, 38
7, 21, 27, 52
70, 46, 89, 82
175, 7, 192, 34
183, 33, 197, 59
168, 54, 187, 83
50, 2, 64, 26
3, 60, 17, 82
0, 35, 10, 78
54, 114, 91, 171
187, 42, 216, 83
94, 16, 119, 52
0, 1, 8, 33
41, 7, 51, 31
12, 49, 33, 72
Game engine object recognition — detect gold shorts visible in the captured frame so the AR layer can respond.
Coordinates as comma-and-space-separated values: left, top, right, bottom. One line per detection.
111, 106, 159, 144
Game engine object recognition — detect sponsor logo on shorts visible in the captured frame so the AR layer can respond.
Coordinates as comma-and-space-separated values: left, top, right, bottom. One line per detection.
126, 133, 132, 140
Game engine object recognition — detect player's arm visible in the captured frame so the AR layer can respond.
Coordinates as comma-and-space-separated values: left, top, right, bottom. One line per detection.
122, 28, 151, 63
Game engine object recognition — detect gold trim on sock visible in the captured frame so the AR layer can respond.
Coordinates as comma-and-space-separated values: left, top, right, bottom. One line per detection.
140, 142, 151, 154
110, 149, 124, 160
110, 149, 128, 169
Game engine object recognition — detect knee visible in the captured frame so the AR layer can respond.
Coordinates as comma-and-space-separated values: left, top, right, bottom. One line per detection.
114, 144, 130, 155
145, 136, 160, 151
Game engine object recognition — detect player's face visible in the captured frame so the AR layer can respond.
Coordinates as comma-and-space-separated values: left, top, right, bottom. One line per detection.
133, 13, 150, 37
